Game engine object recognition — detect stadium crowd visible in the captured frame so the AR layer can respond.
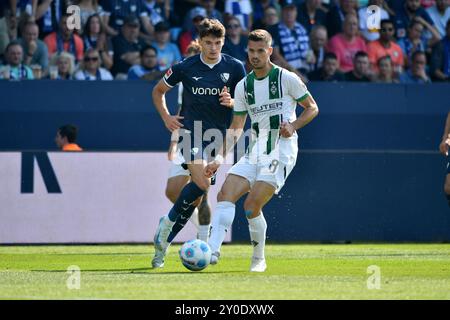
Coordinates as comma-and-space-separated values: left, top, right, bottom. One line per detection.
0, 0, 448, 83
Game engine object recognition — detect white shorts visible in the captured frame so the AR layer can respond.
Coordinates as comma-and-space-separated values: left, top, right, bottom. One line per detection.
227, 136, 298, 194
168, 162, 190, 178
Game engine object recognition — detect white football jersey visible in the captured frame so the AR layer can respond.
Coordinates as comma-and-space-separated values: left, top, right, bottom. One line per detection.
233, 64, 309, 156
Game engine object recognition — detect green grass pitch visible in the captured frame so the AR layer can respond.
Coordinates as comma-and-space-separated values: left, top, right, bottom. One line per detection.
1, 244, 449, 300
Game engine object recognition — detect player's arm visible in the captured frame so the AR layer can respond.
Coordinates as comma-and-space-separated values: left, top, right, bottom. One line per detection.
167, 106, 182, 160
439, 112, 450, 156
204, 114, 247, 177
280, 94, 319, 138
152, 80, 184, 132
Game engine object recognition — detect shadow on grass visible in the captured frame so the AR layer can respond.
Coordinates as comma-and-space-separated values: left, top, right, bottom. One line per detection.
31, 267, 242, 274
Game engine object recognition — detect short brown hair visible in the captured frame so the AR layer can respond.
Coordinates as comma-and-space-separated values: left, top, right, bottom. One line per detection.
248, 29, 272, 47
198, 18, 225, 39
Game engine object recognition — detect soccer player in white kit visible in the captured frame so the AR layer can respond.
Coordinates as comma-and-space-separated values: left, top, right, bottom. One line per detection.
204, 29, 319, 272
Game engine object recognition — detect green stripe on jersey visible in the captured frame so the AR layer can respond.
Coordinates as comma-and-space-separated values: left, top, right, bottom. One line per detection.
245, 72, 256, 105
296, 93, 309, 102
266, 114, 281, 154
268, 67, 280, 100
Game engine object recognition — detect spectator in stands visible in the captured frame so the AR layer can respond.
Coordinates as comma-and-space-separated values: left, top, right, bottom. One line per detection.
224, 0, 253, 33
48, 51, 75, 80
372, 55, 399, 83
83, 13, 113, 70
398, 18, 441, 64
142, 0, 171, 27
325, 0, 357, 38
102, 0, 153, 38
19, 20, 48, 71
0, 1, 16, 58
74, 0, 104, 34
367, 19, 404, 74
73, 48, 113, 80
308, 25, 328, 72
252, 0, 280, 30
111, 15, 146, 78
44, 13, 84, 63
427, 0, 450, 38
222, 16, 248, 62
326, 12, 367, 73
127, 44, 164, 80
358, 0, 390, 42
393, 0, 438, 40
430, 19, 450, 81
344, 51, 371, 81
399, 50, 432, 83
269, 0, 311, 76
184, 0, 223, 32
0, 40, 34, 79
36, 0, 65, 39
178, 7, 206, 56
55, 124, 83, 151
297, 0, 327, 33
252, 5, 280, 30
152, 21, 181, 70
307, 51, 345, 81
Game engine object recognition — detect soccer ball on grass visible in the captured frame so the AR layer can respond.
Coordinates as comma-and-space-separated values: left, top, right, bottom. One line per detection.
179, 239, 212, 271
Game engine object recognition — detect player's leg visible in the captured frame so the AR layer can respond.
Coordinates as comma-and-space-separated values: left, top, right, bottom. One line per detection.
197, 191, 211, 242
165, 175, 202, 243
208, 174, 251, 263
444, 173, 450, 207
244, 181, 276, 272
156, 161, 209, 249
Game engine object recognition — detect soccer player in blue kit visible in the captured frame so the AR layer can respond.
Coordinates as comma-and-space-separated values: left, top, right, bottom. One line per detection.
151, 18, 247, 268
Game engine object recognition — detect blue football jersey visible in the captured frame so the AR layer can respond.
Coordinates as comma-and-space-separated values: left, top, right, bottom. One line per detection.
163, 53, 246, 134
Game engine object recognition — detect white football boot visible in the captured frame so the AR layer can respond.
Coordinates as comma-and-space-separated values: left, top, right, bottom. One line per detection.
151, 216, 173, 268
210, 252, 220, 265
250, 257, 267, 272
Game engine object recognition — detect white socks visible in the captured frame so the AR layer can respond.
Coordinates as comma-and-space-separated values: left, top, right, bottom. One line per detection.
198, 224, 210, 242
247, 213, 267, 260
208, 201, 235, 253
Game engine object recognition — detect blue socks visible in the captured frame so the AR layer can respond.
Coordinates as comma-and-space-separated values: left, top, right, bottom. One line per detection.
166, 182, 205, 242
167, 206, 196, 242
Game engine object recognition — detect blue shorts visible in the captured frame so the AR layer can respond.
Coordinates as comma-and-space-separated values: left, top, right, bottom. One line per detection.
177, 128, 222, 164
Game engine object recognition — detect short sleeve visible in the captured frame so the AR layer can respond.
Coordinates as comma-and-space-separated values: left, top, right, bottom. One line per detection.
162, 62, 183, 87
231, 61, 246, 98
233, 80, 248, 115
284, 70, 309, 102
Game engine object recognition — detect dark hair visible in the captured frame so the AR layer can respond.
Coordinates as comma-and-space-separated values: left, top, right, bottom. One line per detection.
380, 19, 394, 29
377, 55, 392, 66
84, 14, 103, 38
324, 52, 338, 61
140, 45, 157, 57
411, 50, 426, 62
248, 29, 272, 46
58, 125, 78, 143
354, 51, 369, 60
5, 40, 22, 53
198, 18, 226, 39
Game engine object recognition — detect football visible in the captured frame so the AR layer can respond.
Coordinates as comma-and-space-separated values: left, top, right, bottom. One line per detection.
179, 239, 212, 271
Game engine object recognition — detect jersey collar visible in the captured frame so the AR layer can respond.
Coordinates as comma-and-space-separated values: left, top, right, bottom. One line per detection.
200, 53, 222, 69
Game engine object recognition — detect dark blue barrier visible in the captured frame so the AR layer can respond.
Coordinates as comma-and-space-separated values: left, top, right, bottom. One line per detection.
0, 80, 449, 241
232, 151, 450, 242
0, 81, 449, 151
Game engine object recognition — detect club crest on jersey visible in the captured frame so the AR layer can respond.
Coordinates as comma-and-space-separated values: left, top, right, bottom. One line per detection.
164, 68, 173, 80
220, 73, 230, 83
270, 81, 277, 95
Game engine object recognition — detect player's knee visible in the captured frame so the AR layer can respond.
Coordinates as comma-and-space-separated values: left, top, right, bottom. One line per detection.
243, 197, 262, 217
444, 183, 450, 195
217, 189, 234, 202
165, 187, 178, 203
